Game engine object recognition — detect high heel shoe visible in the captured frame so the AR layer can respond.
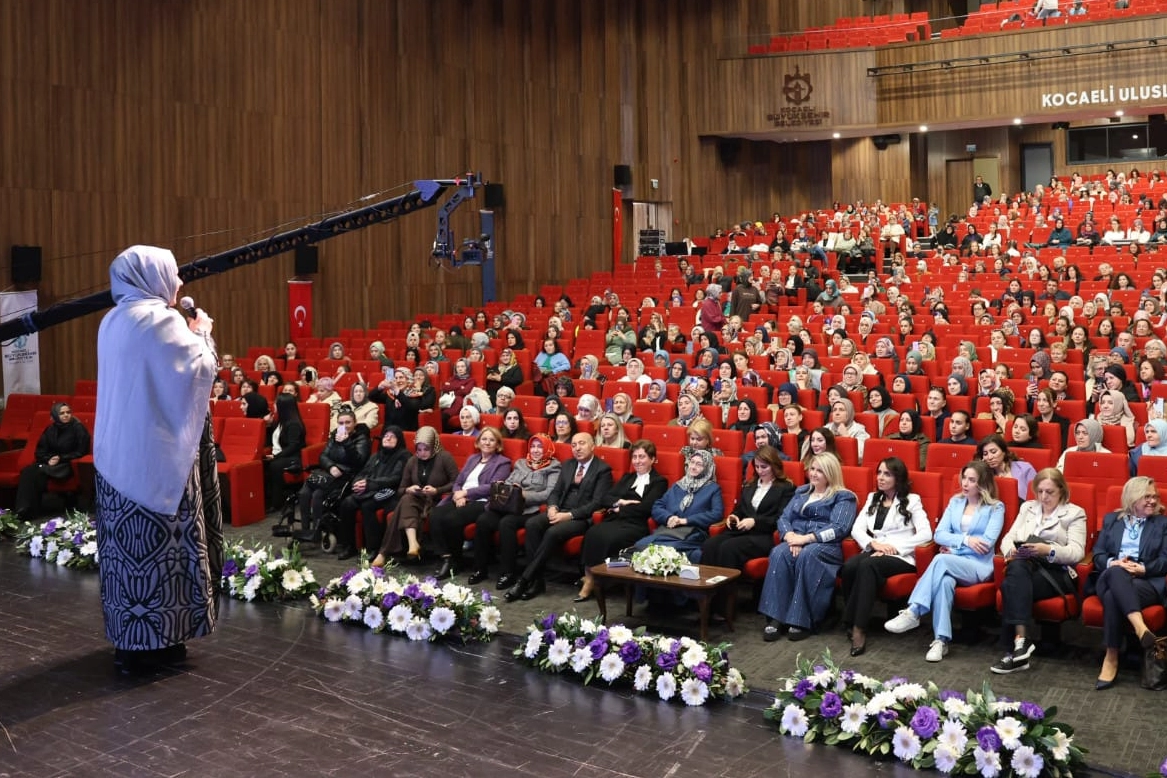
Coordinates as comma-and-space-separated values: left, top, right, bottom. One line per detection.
433, 558, 456, 580
1094, 677, 1116, 691
850, 643, 866, 657
404, 548, 422, 565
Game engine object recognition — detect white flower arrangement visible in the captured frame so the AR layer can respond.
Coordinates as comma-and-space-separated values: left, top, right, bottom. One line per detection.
310, 565, 500, 643
514, 611, 747, 707
14, 511, 99, 570
630, 544, 685, 576
221, 542, 317, 602
767, 652, 1086, 777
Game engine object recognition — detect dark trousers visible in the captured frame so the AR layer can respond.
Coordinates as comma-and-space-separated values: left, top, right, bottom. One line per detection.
839, 552, 915, 630
336, 492, 398, 553
700, 532, 773, 571
473, 508, 525, 572
496, 512, 528, 576
580, 518, 650, 569
15, 464, 54, 517
428, 501, 487, 559
264, 453, 301, 510
520, 514, 587, 582
998, 558, 1073, 646
1096, 566, 1162, 648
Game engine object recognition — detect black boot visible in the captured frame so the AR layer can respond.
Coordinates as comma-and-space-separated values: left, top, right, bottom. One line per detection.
434, 558, 457, 580
504, 578, 530, 603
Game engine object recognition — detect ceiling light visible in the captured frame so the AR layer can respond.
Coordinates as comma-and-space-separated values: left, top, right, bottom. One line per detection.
1013, 118, 1022, 125
919, 125, 928, 132
832, 132, 841, 139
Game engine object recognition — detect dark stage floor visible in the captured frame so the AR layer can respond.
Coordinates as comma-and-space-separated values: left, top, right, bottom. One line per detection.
0, 533, 1154, 777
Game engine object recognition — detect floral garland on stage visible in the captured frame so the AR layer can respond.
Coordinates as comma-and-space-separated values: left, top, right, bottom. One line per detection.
13, 511, 98, 569
514, 611, 747, 706
630, 544, 684, 576
221, 542, 317, 602
0, 507, 20, 537
766, 652, 1086, 777
310, 566, 501, 643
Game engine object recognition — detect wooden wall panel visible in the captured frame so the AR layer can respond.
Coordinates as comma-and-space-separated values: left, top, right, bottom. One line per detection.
831, 137, 913, 206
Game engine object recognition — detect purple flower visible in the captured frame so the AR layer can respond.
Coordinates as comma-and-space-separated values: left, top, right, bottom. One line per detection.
618, 641, 642, 664
670, 639, 681, 654
543, 629, 557, 644
540, 613, 557, 630
316, 586, 327, 599
480, 591, 492, 604
594, 628, 609, 644
887, 676, 907, 687
1019, 701, 1045, 721
793, 679, 814, 700
222, 559, 239, 577
422, 576, 438, 585
693, 662, 713, 683
976, 726, 1002, 752
1159, 756, 1167, 777
910, 706, 940, 739
574, 637, 587, 649
588, 639, 607, 661
244, 564, 259, 577
382, 592, 400, 609
819, 692, 843, 718
420, 595, 435, 610
877, 710, 898, 729
72, 531, 84, 546
371, 566, 384, 578
938, 689, 965, 702
42, 519, 59, 536
657, 652, 678, 671
339, 570, 356, 585
402, 583, 421, 599
840, 670, 855, 683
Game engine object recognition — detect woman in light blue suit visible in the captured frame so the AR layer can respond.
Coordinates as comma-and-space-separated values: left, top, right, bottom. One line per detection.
759, 453, 858, 642
884, 459, 1005, 662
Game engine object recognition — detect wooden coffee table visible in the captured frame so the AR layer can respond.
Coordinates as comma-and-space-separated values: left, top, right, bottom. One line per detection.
588, 562, 742, 641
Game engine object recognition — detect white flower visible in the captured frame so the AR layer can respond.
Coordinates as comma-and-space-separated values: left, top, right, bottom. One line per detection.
680, 678, 709, 706
681, 644, 707, 670
579, 619, 598, 635
893, 682, 927, 701
45, 540, 58, 559
851, 673, 880, 690
301, 569, 314, 583
724, 668, 745, 698
80, 541, 98, 557
371, 579, 391, 597
938, 720, 969, 754
607, 625, 634, 645
974, 746, 1001, 778
29, 536, 43, 557
245, 551, 267, 568
656, 672, 677, 702
419, 581, 440, 597
429, 606, 456, 634
342, 594, 364, 620
387, 604, 413, 632
992, 700, 1020, 713
942, 697, 973, 719
441, 582, 470, 605
265, 557, 288, 571
363, 606, 384, 631
281, 569, 304, 592
1010, 745, 1044, 778
866, 691, 898, 714
523, 630, 543, 658
570, 648, 592, 674
547, 639, 572, 667
633, 665, 653, 691
405, 617, 432, 641
809, 668, 834, 688
892, 725, 921, 762
779, 703, 808, 736
55, 549, 74, 566
994, 716, 1024, 750
346, 571, 371, 595
934, 744, 960, 774
243, 578, 261, 602
479, 606, 501, 633
840, 703, 868, 734
1050, 730, 1072, 762
599, 653, 625, 683
656, 637, 675, 653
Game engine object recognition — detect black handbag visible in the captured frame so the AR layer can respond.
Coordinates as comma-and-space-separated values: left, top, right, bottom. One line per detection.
488, 481, 525, 514
1020, 535, 1077, 617
42, 461, 73, 479
306, 470, 334, 490
1142, 636, 1167, 691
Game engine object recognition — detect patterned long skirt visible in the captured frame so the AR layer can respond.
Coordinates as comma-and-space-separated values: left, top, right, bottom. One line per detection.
96, 418, 223, 650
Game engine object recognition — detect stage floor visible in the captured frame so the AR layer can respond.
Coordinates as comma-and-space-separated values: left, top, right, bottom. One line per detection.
0, 538, 1152, 777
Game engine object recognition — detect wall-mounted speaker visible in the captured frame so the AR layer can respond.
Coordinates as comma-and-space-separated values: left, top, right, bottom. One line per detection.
11, 245, 42, 285
871, 134, 902, 151
294, 244, 318, 275
614, 164, 632, 187
484, 183, 505, 208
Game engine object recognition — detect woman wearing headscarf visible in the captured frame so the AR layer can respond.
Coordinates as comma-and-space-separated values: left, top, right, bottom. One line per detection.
1130, 419, 1167, 475
1056, 419, 1111, 471
886, 409, 930, 470
711, 375, 739, 425
94, 246, 221, 673
666, 359, 689, 384
950, 355, 975, 381
238, 381, 270, 420
574, 439, 670, 602
468, 433, 561, 587
826, 397, 871, 461
368, 340, 394, 367
728, 398, 760, 436
645, 379, 669, 404
669, 391, 702, 427
629, 449, 723, 562
263, 393, 306, 512
327, 341, 350, 365
439, 358, 476, 433
333, 425, 411, 560
865, 385, 898, 436
371, 426, 459, 567
348, 381, 379, 431
14, 402, 91, 519
369, 367, 432, 432
1094, 388, 1137, 447
873, 337, 901, 372
485, 347, 525, 402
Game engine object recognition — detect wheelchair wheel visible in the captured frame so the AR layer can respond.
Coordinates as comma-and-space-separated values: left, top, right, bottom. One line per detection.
319, 512, 339, 553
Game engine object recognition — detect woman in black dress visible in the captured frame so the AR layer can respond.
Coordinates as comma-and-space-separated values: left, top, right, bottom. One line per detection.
700, 445, 795, 570
263, 393, 306, 511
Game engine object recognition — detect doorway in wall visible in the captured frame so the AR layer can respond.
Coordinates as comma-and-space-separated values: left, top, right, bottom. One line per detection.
1021, 143, 1054, 194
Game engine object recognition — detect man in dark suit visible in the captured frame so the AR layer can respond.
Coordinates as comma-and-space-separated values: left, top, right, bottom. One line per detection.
506, 432, 612, 602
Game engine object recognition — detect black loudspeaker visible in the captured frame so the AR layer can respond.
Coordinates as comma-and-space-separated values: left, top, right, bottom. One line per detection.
716, 139, 742, 167
11, 245, 42, 285
294, 245, 318, 275
484, 183, 505, 208
614, 164, 632, 187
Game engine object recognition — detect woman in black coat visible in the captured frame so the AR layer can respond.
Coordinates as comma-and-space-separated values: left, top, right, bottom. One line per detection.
295, 408, 371, 542
370, 368, 434, 432
334, 426, 411, 560
14, 402, 91, 518
700, 445, 795, 569
264, 393, 306, 511
574, 439, 669, 602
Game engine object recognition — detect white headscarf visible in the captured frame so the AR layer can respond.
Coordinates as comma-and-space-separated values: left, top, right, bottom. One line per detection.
95, 246, 217, 514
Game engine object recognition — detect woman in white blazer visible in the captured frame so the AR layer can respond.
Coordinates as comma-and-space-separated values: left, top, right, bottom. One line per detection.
839, 457, 932, 656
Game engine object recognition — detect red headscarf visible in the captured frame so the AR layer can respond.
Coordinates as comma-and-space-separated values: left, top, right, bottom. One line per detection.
527, 433, 555, 470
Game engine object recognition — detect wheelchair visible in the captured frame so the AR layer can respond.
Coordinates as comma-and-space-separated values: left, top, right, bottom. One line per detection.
271, 465, 350, 553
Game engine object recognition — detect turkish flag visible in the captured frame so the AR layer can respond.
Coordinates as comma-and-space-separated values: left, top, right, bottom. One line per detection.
612, 188, 623, 272
288, 279, 312, 340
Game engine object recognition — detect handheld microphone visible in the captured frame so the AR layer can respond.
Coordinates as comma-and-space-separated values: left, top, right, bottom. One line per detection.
178, 296, 197, 320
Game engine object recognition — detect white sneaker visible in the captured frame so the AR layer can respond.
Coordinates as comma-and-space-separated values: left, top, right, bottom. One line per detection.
884, 609, 920, 634
926, 639, 949, 662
